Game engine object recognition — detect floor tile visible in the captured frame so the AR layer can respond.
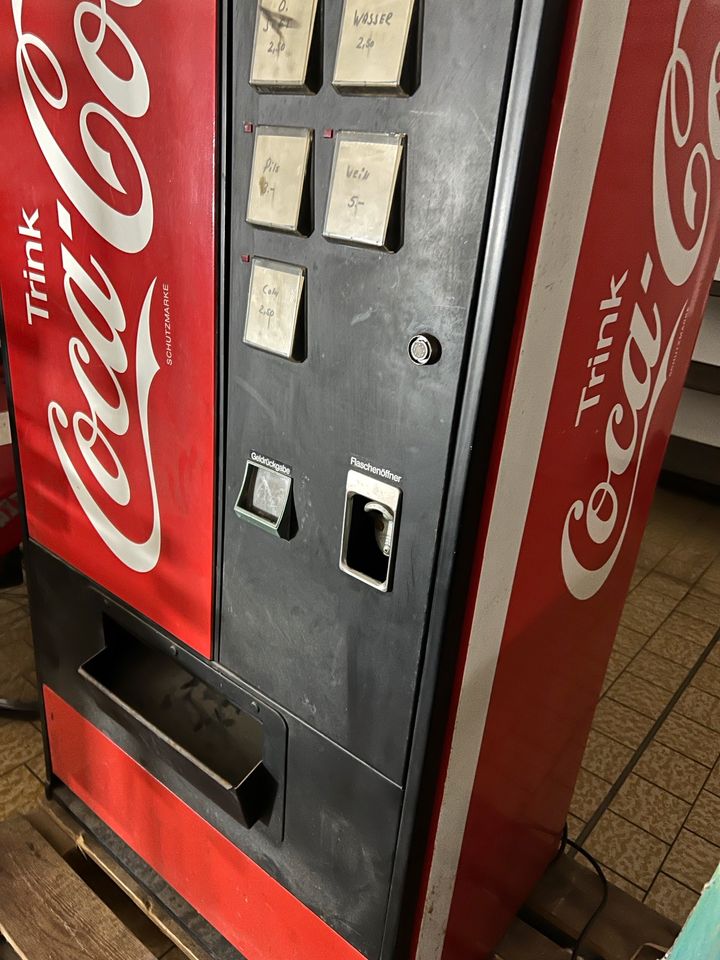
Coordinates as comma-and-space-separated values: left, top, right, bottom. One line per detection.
685, 790, 720, 847
605, 672, 671, 720
659, 612, 719, 647
694, 576, 720, 601
647, 494, 699, 528
705, 759, 720, 797
646, 628, 707, 668
613, 625, 648, 659
634, 742, 709, 804
0, 617, 32, 650
645, 874, 700, 926
692, 661, 720, 699
0, 638, 35, 682
25, 752, 46, 783
642, 526, 683, 552
592, 698, 655, 749
0, 628, 32, 656
636, 538, 673, 572
635, 572, 689, 602
656, 712, 720, 767
603, 866, 645, 901
0, 720, 43, 777
629, 570, 646, 591
0, 602, 30, 629
676, 593, 720, 626
582, 730, 634, 783
566, 814, 585, 840
584, 811, 668, 889
663, 829, 720, 893
0, 763, 44, 819
696, 564, 720, 599
0, 674, 37, 704
620, 591, 678, 636
707, 643, 720, 667
601, 651, 631, 694
570, 768, 611, 821
626, 649, 688, 693
676, 687, 720, 734
610, 775, 690, 844
657, 541, 718, 584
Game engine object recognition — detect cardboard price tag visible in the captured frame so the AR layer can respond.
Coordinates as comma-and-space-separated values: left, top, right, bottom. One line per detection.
334, 0, 416, 91
250, 0, 319, 89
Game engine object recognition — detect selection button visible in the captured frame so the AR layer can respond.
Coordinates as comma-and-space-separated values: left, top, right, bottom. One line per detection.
250, 0, 320, 92
333, 0, 419, 95
323, 131, 405, 251
247, 126, 313, 235
244, 258, 306, 361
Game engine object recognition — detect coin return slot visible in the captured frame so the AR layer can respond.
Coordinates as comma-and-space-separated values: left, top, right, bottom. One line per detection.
340, 470, 401, 592
235, 460, 295, 539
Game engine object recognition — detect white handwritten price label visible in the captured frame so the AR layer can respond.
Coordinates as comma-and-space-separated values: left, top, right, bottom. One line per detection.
250, 0, 319, 90
333, 0, 417, 92
244, 259, 306, 359
324, 131, 405, 249
246, 126, 312, 233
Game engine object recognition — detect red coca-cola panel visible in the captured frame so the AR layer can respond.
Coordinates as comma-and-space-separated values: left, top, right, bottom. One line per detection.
0, 2, 217, 655
417, 1, 720, 956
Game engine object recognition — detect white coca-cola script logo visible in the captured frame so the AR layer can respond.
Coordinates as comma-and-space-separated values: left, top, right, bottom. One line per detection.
562, 0, 720, 601
13, 0, 161, 573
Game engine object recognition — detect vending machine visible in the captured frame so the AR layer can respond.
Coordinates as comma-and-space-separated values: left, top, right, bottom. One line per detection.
1, 1, 719, 959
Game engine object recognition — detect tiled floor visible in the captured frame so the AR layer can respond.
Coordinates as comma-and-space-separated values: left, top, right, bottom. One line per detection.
1, 486, 720, 935
570, 487, 720, 928
0, 581, 44, 820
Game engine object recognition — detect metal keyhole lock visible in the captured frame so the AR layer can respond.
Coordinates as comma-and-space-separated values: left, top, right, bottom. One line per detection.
408, 334, 441, 366
365, 502, 395, 557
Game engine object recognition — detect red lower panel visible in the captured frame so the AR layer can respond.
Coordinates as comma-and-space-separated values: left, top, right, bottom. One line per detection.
44, 687, 364, 960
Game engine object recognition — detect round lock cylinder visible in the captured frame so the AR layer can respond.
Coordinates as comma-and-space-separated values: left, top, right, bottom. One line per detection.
408, 334, 441, 366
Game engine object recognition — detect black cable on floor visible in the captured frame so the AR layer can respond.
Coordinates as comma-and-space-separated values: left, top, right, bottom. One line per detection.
558, 824, 609, 960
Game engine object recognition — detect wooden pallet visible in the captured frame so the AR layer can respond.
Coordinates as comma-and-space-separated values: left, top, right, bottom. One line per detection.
0, 802, 209, 960
0, 801, 681, 960
494, 853, 680, 960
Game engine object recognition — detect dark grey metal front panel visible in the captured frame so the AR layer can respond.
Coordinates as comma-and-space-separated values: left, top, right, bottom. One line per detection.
221, 0, 519, 784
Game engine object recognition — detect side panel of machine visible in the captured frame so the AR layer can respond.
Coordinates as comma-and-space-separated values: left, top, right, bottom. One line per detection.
416, 2, 720, 957
0, 1, 217, 656
221, 0, 518, 785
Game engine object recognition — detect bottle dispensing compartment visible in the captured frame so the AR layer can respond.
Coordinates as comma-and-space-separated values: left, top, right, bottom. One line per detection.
340, 470, 402, 592
79, 616, 286, 833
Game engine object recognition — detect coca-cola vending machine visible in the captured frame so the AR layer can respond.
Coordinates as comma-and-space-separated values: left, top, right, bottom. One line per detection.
1, 1, 719, 959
